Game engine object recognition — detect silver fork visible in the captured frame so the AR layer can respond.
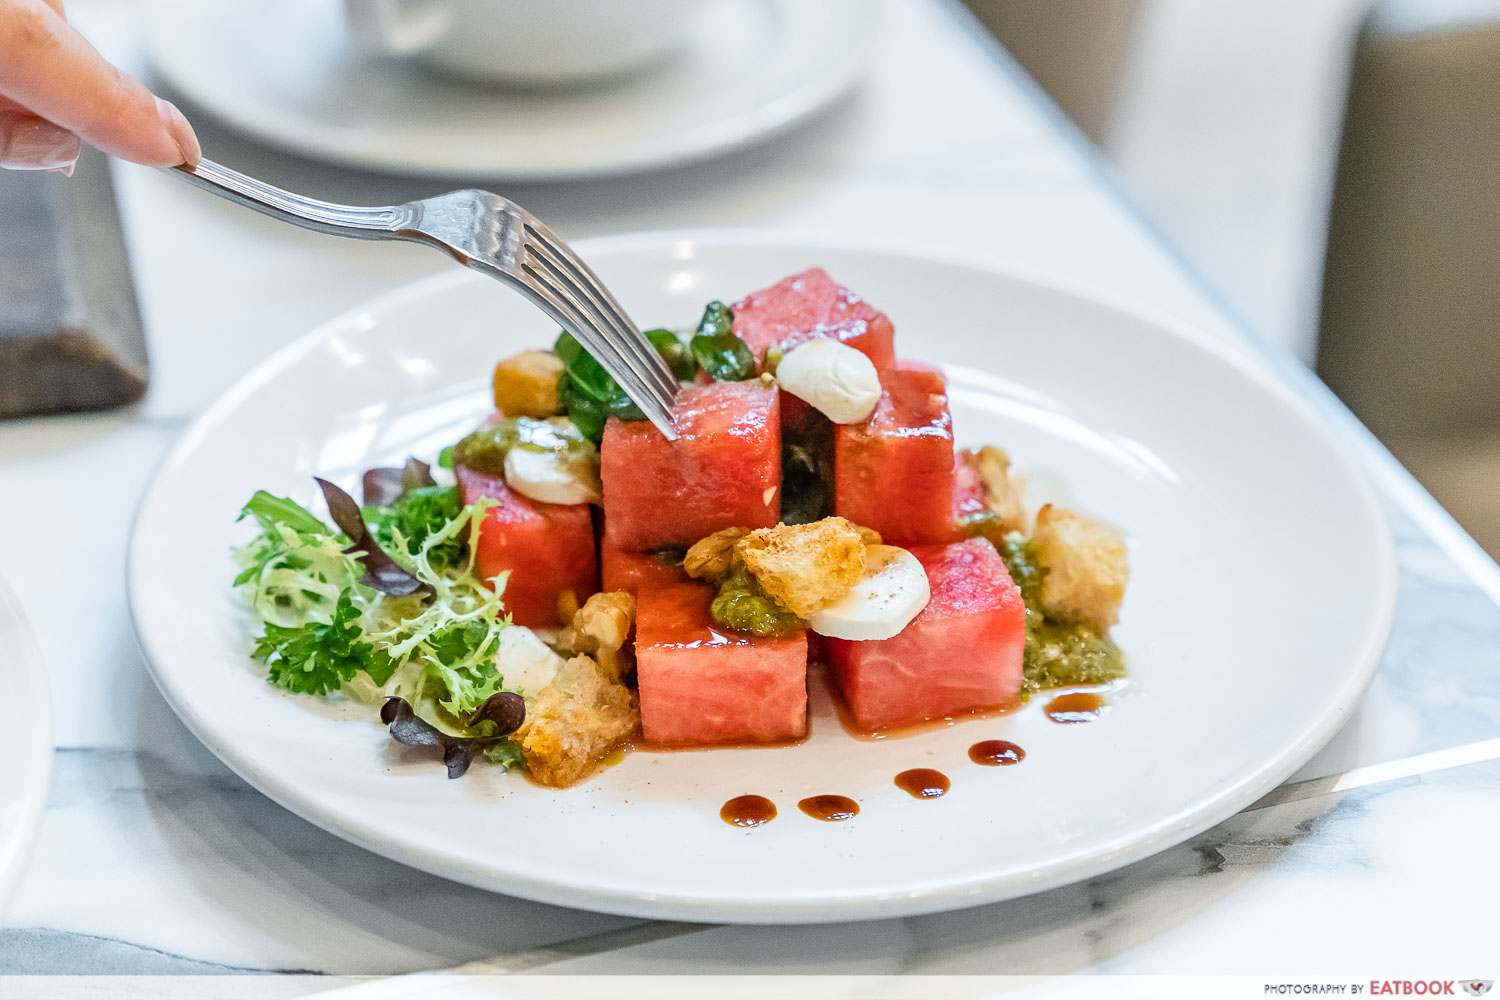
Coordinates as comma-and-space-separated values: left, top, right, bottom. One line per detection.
169, 158, 681, 439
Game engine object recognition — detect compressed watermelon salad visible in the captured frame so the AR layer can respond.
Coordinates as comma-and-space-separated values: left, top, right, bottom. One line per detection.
232, 268, 1130, 787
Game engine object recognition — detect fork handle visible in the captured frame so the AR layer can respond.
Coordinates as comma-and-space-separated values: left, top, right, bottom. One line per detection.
169, 158, 415, 239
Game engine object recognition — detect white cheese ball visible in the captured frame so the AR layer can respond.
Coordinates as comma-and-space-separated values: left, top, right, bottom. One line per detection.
774, 340, 882, 424
503, 447, 601, 506
809, 545, 930, 641
495, 626, 567, 696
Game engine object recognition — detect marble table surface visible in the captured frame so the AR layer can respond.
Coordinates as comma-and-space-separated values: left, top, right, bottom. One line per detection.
2, 0, 1497, 993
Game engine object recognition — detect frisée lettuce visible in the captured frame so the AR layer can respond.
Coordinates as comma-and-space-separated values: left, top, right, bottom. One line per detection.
233, 482, 525, 775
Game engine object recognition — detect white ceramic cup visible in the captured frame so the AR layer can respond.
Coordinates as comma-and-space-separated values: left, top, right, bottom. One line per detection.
342, 0, 702, 86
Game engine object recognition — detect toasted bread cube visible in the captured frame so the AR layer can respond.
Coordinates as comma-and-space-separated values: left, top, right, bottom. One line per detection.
972, 446, 1030, 534
735, 517, 867, 618
1031, 504, 1128, 630
492, 350, 564, 418
518, 655, 638, 788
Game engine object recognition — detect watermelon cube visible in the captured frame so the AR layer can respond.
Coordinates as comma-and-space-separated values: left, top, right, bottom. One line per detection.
456, 464, 599, 627
601, 382, 780, 551
824, 539, 1025, 732
834, 367, 957, 544
953, 450, 987, 521
732, 267, 897, 372
600, 538, 689, 596
635, 582, 808, 746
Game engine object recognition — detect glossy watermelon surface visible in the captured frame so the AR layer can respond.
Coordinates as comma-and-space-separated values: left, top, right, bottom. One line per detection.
824, 539, 1024, 732
635, 582, 808, 746
600, 539, 689, 596
833, 367, 957, 544
731, 267, 897, 371
601, 382, 780, 551
455, 464, 598, 627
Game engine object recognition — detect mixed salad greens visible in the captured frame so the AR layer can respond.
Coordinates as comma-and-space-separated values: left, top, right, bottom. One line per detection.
235, 466, 524, 777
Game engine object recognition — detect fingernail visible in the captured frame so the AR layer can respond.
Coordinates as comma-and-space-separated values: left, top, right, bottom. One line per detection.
51, 162, 75, 178
0, 117, 81, 172
155, 97, 201, 167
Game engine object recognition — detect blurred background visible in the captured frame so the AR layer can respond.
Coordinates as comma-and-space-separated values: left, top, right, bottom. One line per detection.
966, 0, 1500, 556
6, 0, 1499, 555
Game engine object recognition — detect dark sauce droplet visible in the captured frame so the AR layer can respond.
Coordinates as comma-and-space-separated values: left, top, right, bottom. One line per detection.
798, 794, 860, 822
1044, 692, 1107, 723
894, 768, 950, 799
969, 739, 1026, 766
721, 795, 777, 827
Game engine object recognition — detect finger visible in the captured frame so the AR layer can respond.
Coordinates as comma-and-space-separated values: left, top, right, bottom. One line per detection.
0, 0, 199, 166
36, 0, 65, 16
0, 108, 80, 172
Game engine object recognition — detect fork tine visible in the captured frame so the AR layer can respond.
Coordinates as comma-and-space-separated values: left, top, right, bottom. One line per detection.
520, 219, 681, 401
520, 238, 681, 417
527, 237, 680, 406
520, 263, 678, 437
522, 255, 675, 425
525, 236, 677, 404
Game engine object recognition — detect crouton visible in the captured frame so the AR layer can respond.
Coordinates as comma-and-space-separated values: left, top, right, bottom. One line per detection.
735, 517, 867, 618
684, 527, 750, 584
1030, 504, 1128, 630
493, 350, 564, 418
973, 446, 1030, 534
518, 654, 638, 787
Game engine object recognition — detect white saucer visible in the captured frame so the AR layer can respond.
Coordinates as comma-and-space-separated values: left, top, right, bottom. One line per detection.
128, 232, 1395, 923
145, 0, 873, 180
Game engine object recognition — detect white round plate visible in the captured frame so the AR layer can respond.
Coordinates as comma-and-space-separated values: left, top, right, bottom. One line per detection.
0, 576, 52, 918
128, 233, 1395, 923
145, 0, 871, 181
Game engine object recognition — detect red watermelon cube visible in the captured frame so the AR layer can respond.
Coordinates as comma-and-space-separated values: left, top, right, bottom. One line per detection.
833, 366, 957, 544
733, 268, 898, 439
635, 582, 808, 746
600, 538, 689, 596
732, 267, 897, 372
456, 464, 599, 627
824, 539, 1025, 732
601, 382, 780, 551
953, 450, 987, 521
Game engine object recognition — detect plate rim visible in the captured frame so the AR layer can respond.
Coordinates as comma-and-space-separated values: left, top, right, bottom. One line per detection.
144, 0, 874, 181
127, 229, 1398, 922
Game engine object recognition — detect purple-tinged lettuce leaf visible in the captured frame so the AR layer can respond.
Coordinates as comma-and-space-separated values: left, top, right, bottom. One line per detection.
315, 477, 432, 599
362, 457, 437, 507
380, 697, 481, 779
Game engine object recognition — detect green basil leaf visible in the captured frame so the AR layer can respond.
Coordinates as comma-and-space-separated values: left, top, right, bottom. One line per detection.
689, 301, 756, 381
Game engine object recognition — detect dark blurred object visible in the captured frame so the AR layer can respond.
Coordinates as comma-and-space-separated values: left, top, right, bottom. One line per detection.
1317, 0, 1500, 555
0, 146, 147, 418
961, 0, 1141, 141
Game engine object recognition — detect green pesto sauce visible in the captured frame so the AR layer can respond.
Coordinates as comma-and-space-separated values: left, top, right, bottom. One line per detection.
993, 532, 1126, 698
452, 416, 596, 475
1024, 619, 1126, 692
711, 564, 805, 636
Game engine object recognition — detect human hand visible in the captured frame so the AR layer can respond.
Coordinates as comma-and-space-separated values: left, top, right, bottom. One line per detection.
0, 0, 200, 174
